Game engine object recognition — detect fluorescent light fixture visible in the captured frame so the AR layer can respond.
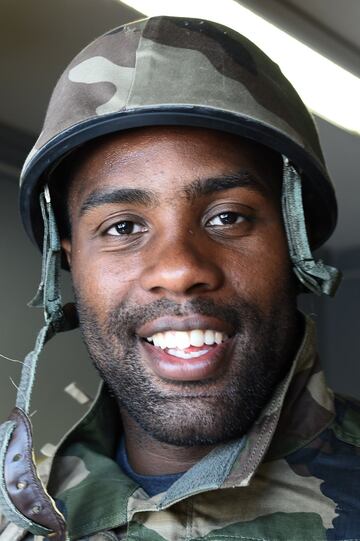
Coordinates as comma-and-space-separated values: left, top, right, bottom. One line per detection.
121, 0, 360, 135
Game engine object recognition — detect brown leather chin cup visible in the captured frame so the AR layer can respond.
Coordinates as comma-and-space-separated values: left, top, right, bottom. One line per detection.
5, 408, 66, 541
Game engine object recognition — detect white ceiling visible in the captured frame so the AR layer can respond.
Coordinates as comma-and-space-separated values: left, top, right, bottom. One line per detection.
0, 0, 359, 249
286, 0, 360, 48
238, 0, 360, 77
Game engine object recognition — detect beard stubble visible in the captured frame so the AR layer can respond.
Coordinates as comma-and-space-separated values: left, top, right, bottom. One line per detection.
74, 289, 300, 447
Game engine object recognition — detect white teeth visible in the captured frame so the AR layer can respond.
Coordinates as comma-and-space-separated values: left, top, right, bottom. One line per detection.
190, 329, 204, 347
204, 330, 215, 345
164, 331, 177, 349
152, 334, 160, 347
145, 329, 228, 350
158, 333, 167, 349
176, 331, 191, 349
215, 332, 223, 345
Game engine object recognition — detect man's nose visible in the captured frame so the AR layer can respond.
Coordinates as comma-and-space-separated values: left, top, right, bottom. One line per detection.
139, 233, 224, 297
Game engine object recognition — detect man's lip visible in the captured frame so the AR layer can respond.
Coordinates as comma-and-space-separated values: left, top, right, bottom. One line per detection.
140, 338, 235, 381
137, 315, 234, 338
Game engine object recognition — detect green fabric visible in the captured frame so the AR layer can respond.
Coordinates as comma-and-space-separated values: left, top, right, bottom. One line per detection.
47, 388, 136, 538
28, 188, 65, 328
124, 513, 327, 541
203, 512, 327, 541
17, 188, 64, 414
159, 437, 245, 508
281, 157, 341, 296
333, 396, 360, 446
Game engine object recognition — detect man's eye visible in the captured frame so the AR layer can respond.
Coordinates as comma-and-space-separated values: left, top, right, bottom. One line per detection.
207, 212, 246, 226
106, 221, 147, 236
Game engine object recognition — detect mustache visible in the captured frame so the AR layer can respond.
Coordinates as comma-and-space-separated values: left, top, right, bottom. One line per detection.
102, 297, 261, 336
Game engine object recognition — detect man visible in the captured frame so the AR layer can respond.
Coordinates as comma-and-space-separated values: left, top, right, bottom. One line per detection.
0, 15, 359, 541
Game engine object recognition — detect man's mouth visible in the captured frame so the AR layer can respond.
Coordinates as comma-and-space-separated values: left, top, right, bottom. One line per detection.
144, 329, 229, 359
137, 316, 235, 381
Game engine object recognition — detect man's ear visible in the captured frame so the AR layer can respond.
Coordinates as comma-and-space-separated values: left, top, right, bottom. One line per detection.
61, 238, 72, 268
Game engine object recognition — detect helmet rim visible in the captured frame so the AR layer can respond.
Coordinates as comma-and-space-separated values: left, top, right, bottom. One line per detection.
20, 105, 337, 253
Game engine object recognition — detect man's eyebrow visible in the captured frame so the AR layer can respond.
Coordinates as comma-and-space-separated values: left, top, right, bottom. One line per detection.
184, 171, 267, 201
79, 188, 159, 216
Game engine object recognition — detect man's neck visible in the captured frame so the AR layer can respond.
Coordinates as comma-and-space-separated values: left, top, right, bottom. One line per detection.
120, 409, 215, 476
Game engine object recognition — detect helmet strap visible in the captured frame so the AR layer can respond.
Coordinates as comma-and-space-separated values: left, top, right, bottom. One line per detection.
0, 187, 76, 539
16, 185, 77, 413
28, 186, 65, 326
282, 157, 341, 296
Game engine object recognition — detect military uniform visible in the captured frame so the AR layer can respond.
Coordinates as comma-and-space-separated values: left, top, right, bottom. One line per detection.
1, 317, 359, 541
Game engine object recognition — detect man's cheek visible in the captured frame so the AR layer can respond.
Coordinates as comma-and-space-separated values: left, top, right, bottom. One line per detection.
79, 252, 140, 293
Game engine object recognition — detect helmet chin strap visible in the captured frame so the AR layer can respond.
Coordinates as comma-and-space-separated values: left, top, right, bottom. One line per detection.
0, 166, 340, 537
0, 187, 76, 540
282, 157, 341, 296
18, 185, 77, 414
28, 185, 67, 328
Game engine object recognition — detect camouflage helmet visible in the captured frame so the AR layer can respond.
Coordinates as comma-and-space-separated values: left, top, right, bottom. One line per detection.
20, 15, 337, 250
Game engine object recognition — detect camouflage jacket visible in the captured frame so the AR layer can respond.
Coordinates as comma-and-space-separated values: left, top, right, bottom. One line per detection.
1, 317, 360, 541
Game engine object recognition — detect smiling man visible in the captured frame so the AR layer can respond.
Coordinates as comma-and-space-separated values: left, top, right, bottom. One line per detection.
61, 127, 299, 460
1, 15, 360, 541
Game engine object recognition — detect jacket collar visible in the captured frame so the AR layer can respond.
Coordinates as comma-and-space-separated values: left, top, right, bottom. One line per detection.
47, 315, 335, 539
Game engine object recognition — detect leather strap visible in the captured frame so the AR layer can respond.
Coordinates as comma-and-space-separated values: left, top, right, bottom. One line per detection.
4, 408, 66, 541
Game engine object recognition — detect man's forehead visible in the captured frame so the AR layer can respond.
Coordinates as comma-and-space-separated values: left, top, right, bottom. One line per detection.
61, 126, 283, 201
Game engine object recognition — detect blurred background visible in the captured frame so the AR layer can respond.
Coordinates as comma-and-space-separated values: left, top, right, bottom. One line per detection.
0, 0, 359, 455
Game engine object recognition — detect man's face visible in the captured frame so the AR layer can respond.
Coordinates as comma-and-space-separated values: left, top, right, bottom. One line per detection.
62, 126, 299, 446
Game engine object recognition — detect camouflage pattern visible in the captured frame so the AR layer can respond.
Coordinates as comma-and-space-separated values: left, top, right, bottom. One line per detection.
1, 316, 359, 541
19, 16, 337, 251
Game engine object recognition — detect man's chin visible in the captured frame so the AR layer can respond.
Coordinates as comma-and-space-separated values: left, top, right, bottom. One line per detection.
121, 400, 247, 447
106, 379, 255, 447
